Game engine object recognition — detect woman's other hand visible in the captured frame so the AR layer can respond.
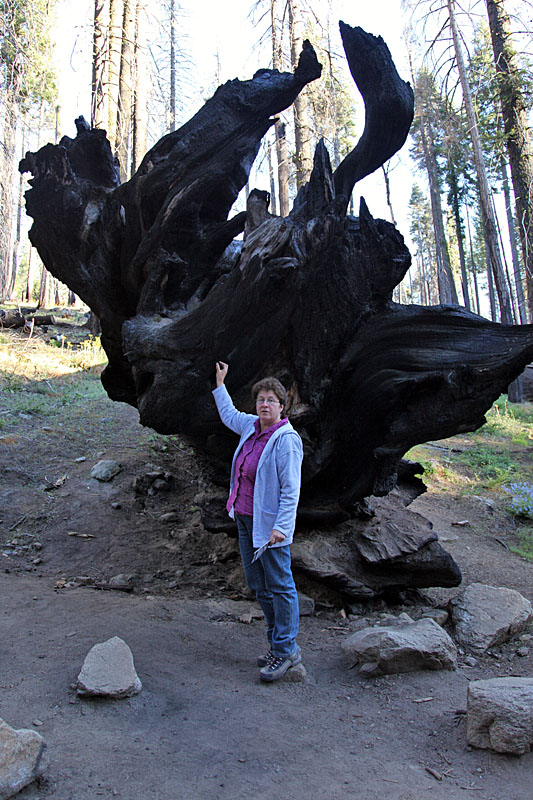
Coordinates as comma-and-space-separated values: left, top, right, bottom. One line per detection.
269, 529, 286, 545
215, 361, 228, 387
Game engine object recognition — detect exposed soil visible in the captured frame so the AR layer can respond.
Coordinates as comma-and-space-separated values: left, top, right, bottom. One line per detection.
1, 322, 532, 800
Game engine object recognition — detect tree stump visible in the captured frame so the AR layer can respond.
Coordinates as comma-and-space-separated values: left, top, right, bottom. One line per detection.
19, 23, 533, 597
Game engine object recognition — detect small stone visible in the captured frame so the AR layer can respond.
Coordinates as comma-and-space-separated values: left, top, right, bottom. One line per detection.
0, 717, 46, 798
109, 573, 135, 586
77, 636, 142, 698
111, 502, 122, 510
32, 558, 42, 566
32, 542, 43, 551
159, 512, 182, 523
464, 656, 478, 667
75, 576, 95, 586
420, 607, 449, 627
358, 662, 381, 677
282, 663, 307, 683
239, 612, 253, 624
75, 456, 87, 463
32, 720, 43, 727
90, 460, 121, 482
516, 647, 529, 658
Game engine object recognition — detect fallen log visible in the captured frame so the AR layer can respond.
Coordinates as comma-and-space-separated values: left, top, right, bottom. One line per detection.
0, 310, 26, 329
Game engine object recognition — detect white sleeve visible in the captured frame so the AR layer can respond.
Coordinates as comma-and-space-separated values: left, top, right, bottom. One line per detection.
212, 385, 257, 435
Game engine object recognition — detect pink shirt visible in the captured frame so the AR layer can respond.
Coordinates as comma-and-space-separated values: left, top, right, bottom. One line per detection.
227, 418, 288, 516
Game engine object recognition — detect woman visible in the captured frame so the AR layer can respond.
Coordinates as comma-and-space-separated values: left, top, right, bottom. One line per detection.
213, 361, 303, 682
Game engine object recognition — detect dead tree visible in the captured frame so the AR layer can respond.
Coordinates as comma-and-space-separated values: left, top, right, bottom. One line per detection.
19, 24, 533, 598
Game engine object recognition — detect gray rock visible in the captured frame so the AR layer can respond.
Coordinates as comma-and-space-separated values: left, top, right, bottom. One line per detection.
90, 460, 121, 482
0, 718, 46, 800
297, 592, 315, 616
341, 617, 457, 676
377, 612, 413, 627
282, 663, 307, 683
77, 636, 142, 698
467, 677, 533, 755
159, 512, 183, 523
420, 607, 449, 627
450, 583, 533, 652
109, 573, 136, 586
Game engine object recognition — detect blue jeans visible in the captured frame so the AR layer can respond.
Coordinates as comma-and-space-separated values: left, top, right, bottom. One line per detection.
236, 514, 299, 659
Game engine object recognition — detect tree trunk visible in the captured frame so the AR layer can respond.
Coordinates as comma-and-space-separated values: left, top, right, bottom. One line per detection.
169, 0, 176, 132
7, 122, 27, 299
289, 0, 312, 189
25, 246, 35, 303
0, 89, 17, 300
381, 165, 397, 227
486, 0, 533, 322
448, 0, 513, 322
38, 267, 49, 309
116, 0, 134, 181
419, 118, 458, 304
448, 166, 471, 309
92, 0, 109, 129
131, 0, 148, 174
501, 157, 528, 323
267, 139, 277, 216
271, 0, 290, 216
107, 0, 123, 152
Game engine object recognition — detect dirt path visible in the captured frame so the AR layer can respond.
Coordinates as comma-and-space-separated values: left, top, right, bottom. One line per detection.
1, 362, 532, 799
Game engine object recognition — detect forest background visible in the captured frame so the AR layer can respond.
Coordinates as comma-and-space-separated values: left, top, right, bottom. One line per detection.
0, 0, 532, 332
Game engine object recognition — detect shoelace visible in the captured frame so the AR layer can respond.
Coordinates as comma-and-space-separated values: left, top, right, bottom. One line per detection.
267, 656, 284, 670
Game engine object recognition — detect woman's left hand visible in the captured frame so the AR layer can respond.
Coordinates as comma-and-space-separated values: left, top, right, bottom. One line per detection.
269, 529, 286, 545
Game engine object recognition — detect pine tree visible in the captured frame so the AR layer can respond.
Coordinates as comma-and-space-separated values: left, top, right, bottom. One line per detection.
485, 0, 533, 321
0, 0, 57, 300
410, 67, 459, 305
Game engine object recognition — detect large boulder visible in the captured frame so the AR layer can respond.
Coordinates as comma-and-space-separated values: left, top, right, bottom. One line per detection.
0, 718, 46, 800
341, 616, 457, 676
77, 636, 142, 698
450, 583, 533, 652
467, 677, 533, 755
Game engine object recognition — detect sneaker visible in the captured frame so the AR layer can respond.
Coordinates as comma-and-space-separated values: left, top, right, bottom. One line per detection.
257, 649, 273, 668
259, 647, 302, 682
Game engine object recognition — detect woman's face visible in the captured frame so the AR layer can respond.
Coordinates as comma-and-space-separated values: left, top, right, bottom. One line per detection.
256, 390, 283, 429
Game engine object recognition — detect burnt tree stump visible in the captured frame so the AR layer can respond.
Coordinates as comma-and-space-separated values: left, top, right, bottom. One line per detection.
19, 23, 533, 598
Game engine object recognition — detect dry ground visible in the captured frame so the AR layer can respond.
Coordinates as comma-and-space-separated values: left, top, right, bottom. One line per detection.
0, 320, 532, 800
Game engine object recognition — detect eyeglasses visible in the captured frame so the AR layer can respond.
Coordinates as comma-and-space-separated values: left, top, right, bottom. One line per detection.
256, 396, 281, 405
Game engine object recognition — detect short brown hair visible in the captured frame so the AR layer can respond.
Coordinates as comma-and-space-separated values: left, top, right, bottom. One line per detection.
251, 377, 287, 409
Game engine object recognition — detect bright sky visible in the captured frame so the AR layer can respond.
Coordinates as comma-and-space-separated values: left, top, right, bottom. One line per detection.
54, 0, 486, 303
54, 0, 414, 227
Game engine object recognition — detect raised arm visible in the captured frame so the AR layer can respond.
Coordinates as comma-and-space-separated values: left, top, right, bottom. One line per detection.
212, 362, 257, 435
